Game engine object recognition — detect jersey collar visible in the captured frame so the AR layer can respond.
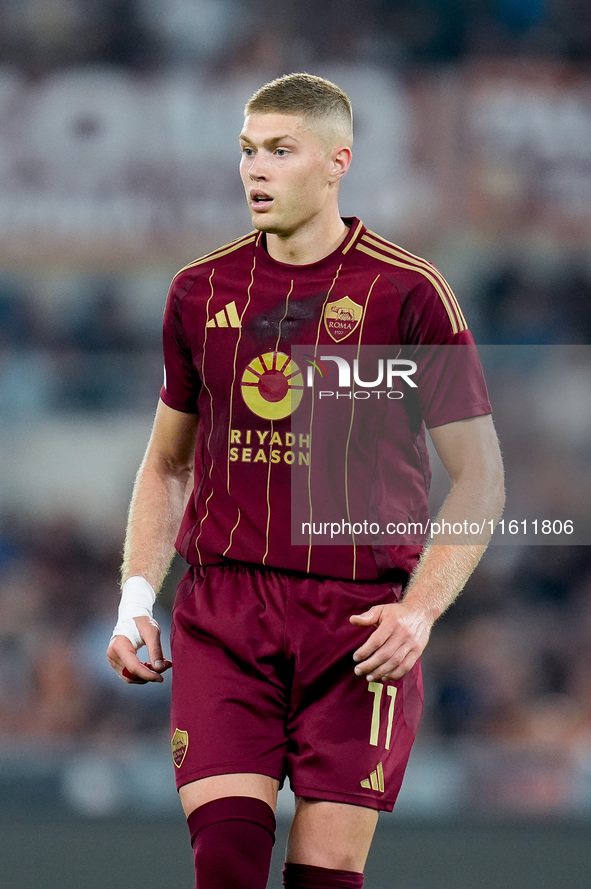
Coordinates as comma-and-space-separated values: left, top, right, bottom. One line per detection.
255, 217, 365, 274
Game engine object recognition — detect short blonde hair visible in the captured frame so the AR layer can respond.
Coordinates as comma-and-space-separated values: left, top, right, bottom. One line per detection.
245, 73, 353, 147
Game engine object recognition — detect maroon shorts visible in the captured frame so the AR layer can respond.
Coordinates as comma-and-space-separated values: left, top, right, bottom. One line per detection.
170, 563, 423, 812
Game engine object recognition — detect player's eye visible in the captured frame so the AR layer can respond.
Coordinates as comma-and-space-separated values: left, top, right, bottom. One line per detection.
275, 148, 289, 157
241, 146, 255, 157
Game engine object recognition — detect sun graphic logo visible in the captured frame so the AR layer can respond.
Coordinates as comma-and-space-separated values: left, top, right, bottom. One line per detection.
241, 351, 304, 420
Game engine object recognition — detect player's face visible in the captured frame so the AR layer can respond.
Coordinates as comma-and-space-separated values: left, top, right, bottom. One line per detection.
239, 112, 341, 239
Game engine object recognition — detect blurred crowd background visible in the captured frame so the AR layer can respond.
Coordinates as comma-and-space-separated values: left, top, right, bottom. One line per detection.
1, 0, 591, 70
1, 0, 591, 825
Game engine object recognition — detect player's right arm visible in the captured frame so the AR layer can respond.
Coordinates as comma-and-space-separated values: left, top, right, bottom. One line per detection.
106, 398, 199, 684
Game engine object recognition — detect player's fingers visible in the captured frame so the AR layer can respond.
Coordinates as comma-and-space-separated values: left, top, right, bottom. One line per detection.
349, 605, 382, 626
352, 624, 391, 664
379, 649, 420, 681
134, 615, 169, 672
137, 626, 171, 674
121, 659, 165, 684
122, 661, 167, 684
353, 643, 394, 677
106, 633, 136, 670
350, 605, 388, 660
354, 637, 415, 679
122, 664, 149, 684
107, 634, 165, 684
352, 608, 405, 663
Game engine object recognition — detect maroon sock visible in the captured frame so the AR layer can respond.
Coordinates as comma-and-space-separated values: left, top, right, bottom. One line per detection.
283, 862, 364, 888
187, 796, 276, 889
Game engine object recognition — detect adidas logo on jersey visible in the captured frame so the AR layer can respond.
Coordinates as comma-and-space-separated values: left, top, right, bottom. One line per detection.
360, 762, 385, 792
206, 301, 241, 328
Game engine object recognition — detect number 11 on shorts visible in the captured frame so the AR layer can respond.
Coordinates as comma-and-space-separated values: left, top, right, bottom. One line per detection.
368, 681, 398, 750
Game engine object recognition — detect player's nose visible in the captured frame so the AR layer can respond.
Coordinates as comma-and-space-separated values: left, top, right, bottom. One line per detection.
247, 154, 269, 180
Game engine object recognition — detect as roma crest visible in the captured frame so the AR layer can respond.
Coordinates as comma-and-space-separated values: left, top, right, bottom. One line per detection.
171, 728, 189, 769
324, 296, 364, 342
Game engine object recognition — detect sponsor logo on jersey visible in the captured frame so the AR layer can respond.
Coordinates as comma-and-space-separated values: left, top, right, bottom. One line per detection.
240, 351, 304, 420
171, 728, 189, 768
229, 428, 310, 465
360, 761, 385, 792
206, 300, 241, 328
324, 295, 364, 342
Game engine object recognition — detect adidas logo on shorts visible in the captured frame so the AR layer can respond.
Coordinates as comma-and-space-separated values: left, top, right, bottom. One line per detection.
360, 761, 384, 792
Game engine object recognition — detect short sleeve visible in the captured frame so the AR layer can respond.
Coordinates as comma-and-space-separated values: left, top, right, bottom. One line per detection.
408, 336, 493, 429
159, 284, 201, 413
399, 271, 469, 345
398, 274, 492, 427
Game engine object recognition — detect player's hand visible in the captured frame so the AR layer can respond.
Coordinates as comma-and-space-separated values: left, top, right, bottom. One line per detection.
107, 615, 172, 684
350, 602, 432, 682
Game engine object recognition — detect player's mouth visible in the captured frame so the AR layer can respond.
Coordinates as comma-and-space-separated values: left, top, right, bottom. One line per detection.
250, 190, 274, 212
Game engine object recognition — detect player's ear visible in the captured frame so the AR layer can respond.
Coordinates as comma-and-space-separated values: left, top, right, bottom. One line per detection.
329, 146, 352, 183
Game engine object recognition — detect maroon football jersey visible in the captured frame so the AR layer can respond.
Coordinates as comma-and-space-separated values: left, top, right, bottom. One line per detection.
160, 218, 492, 580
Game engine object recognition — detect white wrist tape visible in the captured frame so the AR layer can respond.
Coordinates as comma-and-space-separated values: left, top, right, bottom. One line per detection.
111, 576, 156, 650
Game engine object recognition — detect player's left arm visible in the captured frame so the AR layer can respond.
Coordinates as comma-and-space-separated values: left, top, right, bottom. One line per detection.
350, 413, 505, 682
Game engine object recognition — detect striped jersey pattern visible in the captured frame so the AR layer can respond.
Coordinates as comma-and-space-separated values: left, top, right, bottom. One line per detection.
160, 218, 491, 581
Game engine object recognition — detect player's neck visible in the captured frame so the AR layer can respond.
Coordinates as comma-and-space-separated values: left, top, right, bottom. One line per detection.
265, 215, 348, 266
